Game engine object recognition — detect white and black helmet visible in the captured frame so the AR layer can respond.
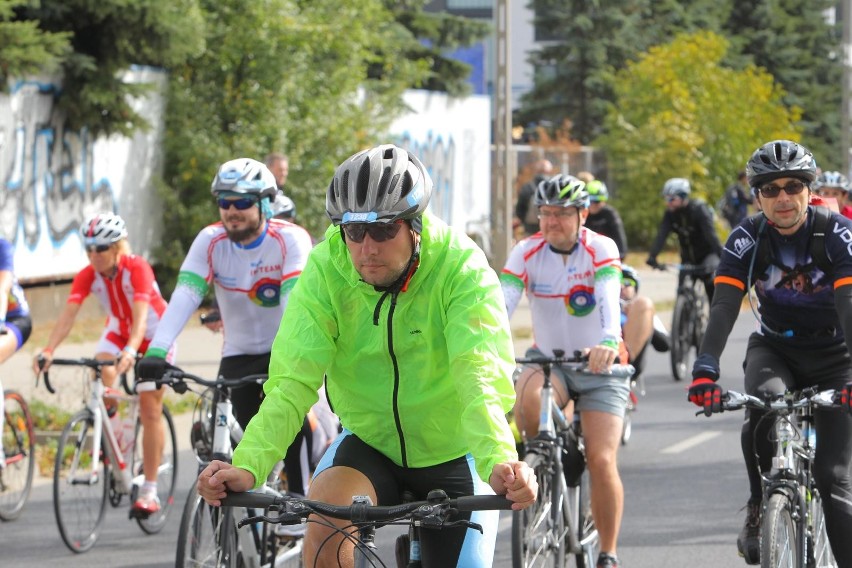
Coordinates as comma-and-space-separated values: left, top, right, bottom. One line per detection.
746, 140, 817, 189
211, 158, 278, 199
270, 192, 296, 219
535, 174, 589, 209
813, 171, 849, 192
661, 178, 690, 198
326, 144, 432, 229
80, 212, 127, 246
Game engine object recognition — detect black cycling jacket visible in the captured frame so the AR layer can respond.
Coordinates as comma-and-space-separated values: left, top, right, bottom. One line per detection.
585, 205, 628, 259
649, 199, 722, 264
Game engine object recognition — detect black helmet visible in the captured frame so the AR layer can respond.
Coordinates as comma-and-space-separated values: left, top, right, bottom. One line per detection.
326, 144, 432, 229
746, 140, 817, 189
534, 174, 589, 209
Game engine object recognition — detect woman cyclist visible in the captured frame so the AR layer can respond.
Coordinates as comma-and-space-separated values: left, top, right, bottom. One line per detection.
32, 213, 173, 516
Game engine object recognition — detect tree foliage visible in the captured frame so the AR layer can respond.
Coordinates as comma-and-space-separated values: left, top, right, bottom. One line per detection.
157, 0, 429, 292
0, 0, 70, 82
7, 0, 205, 136
596, 31, 800, 247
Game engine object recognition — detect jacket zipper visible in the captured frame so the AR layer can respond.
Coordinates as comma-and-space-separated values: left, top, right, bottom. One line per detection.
386, 293, 407, 466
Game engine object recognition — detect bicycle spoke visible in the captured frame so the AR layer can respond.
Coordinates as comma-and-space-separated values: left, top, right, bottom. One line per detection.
0, 391, 35, 521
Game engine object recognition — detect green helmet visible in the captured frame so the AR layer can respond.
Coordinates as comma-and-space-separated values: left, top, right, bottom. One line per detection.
586, 180, 609, 203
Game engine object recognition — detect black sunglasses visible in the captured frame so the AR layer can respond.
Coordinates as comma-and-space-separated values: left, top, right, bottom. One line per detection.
217, 197, 257, 210
85, 244, 111, 254
342, 221, 404, 243
757, 180, 807, 198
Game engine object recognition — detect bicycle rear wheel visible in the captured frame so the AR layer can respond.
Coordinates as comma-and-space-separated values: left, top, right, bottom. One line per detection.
135, 405, 178, 534
808, 491, 835, 567
176, 488, 239, 568
761, 492, 796, 567
568, 468, 598, 568
0, 390, 35, 521
53, 409, 108, 553
511, 451, 566, 568
669, 292, 694, 382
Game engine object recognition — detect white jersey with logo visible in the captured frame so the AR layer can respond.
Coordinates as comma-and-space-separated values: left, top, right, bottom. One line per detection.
149, 219, 312, 357
500, 227, 622, 358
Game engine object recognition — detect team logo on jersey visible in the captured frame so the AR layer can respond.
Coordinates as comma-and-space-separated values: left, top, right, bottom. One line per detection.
565, 285, 595, 316
249, 277, 281, 307
725, 227, 756, 259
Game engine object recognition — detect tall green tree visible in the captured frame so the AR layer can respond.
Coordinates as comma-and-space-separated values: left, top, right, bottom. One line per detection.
0, 0, 69, 82
9, 0, 205, 137
157, 0, 429, 292
596, 31, 800, 248
723, 0, 842, 169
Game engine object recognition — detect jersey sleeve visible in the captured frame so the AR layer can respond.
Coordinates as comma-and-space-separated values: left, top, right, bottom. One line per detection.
67, 266, 96, 304
499, 241, 529, 318
0, 239, 13, 272
824, 213, 852, 287
590, 233, 622, 345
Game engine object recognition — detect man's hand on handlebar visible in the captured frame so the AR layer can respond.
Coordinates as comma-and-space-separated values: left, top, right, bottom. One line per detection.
136, 355, 173, 383
197, 460, 256, 506
32, 350, 53, 375
587, 343, 619, 374
688, 378, 723, 416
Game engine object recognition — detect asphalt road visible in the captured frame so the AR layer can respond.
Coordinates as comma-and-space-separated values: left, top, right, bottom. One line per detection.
0, 308, 761, 567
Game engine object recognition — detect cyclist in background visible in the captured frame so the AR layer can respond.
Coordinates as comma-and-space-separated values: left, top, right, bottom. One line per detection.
620, 265, 669, 379
137, 159, 315, 499
0, 237, 32, 471
501, 174, 627, 568
646, 177, 722, 302
585, 180, 628, 260
687, 140, 852, 565
32, 213, 172, 515
813, 170, 852, 220
196, 144, 537, 568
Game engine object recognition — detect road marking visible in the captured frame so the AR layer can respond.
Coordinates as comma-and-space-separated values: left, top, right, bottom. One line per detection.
661, 431, 721, 454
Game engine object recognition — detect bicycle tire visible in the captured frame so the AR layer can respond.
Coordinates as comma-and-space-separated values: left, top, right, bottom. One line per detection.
761, 492, 797, 567
136, 405, 178, 534
569, 467, 598, 568
53, 409, 108, 553
808, 491, 835, 567
0, 390, 35, 521
176, 488, 239, 568
511, 450, 566, 568
669, 291, 694, 382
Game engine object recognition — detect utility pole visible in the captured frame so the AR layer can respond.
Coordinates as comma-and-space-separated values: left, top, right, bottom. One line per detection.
843, 0, 852, 176
491, 0, 513, 270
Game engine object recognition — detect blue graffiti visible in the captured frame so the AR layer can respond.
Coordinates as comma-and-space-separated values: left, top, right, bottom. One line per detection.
396, 132, 456, 225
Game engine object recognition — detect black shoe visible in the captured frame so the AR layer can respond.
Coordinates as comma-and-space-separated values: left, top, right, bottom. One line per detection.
737, 500, 761, 565
597, 552, 619, 568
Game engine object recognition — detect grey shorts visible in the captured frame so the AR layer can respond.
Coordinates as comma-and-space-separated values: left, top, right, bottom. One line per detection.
525, 346, 631, 418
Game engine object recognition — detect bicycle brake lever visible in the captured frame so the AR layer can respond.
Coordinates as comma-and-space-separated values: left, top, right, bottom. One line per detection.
441, 519, 484, 534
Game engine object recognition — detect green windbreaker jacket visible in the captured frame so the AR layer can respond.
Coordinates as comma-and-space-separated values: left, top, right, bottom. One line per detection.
232, 213, 518, 487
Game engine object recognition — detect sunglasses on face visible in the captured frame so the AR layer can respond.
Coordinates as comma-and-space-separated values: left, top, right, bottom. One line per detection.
217, 197, 257, 210
757, 180, 807, 198
85, 244, 111, 254
342, 221, 404, 243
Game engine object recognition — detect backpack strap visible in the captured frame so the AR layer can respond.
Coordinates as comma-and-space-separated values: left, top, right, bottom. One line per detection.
748, 213, 771, 280
809, 205, 831, 276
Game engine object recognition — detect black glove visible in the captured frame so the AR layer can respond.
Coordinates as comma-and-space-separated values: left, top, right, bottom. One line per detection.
688, 378, 722, 416
136, 355, 169, 382
841, 383, 852, 414
645, 256, 659, 269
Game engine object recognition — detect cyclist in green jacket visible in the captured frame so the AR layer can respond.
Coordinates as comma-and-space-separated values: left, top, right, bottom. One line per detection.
197, 144, 537, 567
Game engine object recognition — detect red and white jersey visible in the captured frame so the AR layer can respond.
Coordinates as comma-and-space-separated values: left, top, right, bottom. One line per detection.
68, 254, 167, 339
500, 227, 622, 357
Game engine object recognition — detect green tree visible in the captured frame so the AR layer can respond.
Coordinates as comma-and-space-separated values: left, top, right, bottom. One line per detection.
157, 0, 429, 293
596, 31, 800, 248
378, 0, 491, 96
9, 0, 205, 136
723, 0, 842, 169
0, 0, 69, 82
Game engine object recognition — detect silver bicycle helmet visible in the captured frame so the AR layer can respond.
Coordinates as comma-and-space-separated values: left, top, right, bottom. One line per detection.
326, 144, 432, 228
270, 192, 296, 219
211, 158, 278, 200
80, 213, 128, 246
746, 140, 817, 189
813, 170, 849, 192
661, 178, 690, 199
535, 174, 589, 209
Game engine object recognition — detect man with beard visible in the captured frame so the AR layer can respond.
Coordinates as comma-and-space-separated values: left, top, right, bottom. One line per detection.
137, 158, 314, 499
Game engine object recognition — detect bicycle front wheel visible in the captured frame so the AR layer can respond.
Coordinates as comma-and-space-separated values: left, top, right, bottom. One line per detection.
0, 390, 35, 521
568, 467, 598, 568
53, 410, 108, 553
176, 488, 239, 568
761, 492, 797, 568
669, 292, 694, 382
809, 491, 835, 567
135, 405, 178, 534
511, 451, 566, 568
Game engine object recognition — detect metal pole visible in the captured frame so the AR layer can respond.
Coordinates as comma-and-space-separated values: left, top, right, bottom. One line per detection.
843, 0, 852, 176
491, 0, 512, 270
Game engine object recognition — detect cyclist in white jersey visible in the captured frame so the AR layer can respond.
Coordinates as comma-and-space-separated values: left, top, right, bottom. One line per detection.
500, 173, 629, 568
137, 158, 314, 497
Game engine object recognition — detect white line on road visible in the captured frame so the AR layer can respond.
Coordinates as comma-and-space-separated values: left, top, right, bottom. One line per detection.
660, 431, 722, 454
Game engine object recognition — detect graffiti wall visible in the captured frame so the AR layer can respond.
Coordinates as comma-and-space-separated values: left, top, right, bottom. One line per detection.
0, 67, 166, 281
390, 90, 492, 256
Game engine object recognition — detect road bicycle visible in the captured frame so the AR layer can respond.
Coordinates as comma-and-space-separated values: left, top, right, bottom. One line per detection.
0, 388, 35, 521
38, 356, 178, 553
662, 263, 712, 382
147, 365, 302, 568
512, 350, 634, 568
219, 487, 512, 567
712, 388, 839, 567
